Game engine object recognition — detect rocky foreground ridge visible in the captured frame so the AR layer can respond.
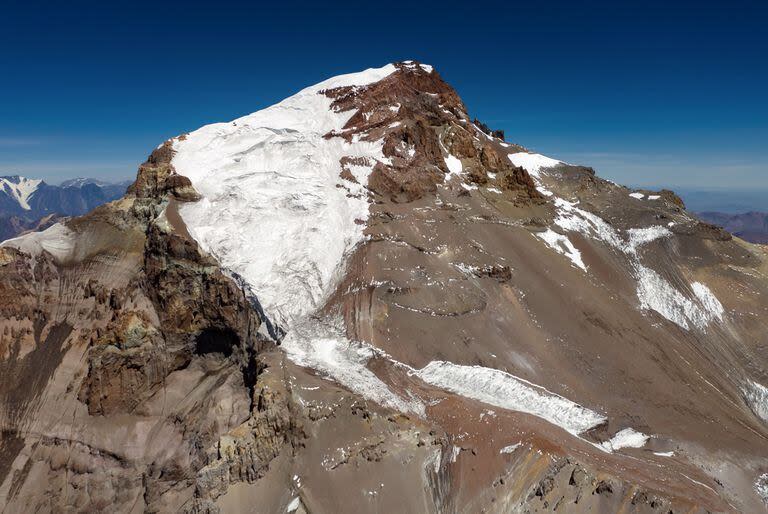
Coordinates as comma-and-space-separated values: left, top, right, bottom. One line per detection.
1, 62, 768, 513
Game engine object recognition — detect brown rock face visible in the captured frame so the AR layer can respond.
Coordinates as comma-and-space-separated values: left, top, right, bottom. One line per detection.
0, 149, 294, 511
324, 61, 540, 203
127, 141, 201, 201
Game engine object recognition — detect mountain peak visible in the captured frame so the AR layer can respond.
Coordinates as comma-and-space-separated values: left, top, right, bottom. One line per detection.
2, 63, 768, 513
0, 175, 43, 210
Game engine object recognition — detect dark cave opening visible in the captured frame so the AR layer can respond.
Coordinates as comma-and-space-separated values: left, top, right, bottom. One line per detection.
194, 327, 238, 357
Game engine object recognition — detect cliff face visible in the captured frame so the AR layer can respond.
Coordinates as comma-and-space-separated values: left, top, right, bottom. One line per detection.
2, 62, 768, 513
0, 146, 290, 512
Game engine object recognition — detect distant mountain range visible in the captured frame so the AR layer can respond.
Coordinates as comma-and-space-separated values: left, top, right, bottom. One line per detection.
0, 175, 130, 240
696, 211, 768, 244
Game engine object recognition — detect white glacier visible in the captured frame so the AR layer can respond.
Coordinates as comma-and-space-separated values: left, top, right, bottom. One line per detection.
174, 64, 398, 329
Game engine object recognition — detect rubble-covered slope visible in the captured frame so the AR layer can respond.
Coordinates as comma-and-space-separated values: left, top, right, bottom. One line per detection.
2, 62, 768, 513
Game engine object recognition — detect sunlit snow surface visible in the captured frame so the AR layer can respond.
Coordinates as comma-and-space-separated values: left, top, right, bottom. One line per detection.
174, 64, 397, 328
507, 152, 562, 179
281, 318, 425, 416
1, 223, 74, 261
444, 153, 463, 176
414, 361, 606, 434
598, 428, 649, 452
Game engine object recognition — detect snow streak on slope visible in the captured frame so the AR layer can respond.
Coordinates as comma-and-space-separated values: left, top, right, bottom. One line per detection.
281, 318, 425, 416
0, 176, 42, 210
508, 152, 724, 331
535, 228, 586, 271
414, 361, 606, 435
174, 65, 397, 329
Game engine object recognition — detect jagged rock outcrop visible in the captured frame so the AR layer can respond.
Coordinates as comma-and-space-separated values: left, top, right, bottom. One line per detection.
0, 145, 289, 511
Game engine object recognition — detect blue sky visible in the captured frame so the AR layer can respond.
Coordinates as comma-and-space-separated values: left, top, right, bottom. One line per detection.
2, 1, 766, 190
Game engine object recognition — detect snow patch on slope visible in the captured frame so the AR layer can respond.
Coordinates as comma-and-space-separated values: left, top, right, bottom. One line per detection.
444, 154, 463, 176
691, 282, 725, 321
626, 226, 672, 253
542, 190, 723, 331
413, 361, 606, 435
1, 223, 74, 261
756, 473, 768, 504
743, 380, 768, 423
535, 229, 586, 271
636, 268, 723, 330
282, 318, 425, 416
599, 428, 649, 452
174, 64, 399, 328
508, 152, 562, 179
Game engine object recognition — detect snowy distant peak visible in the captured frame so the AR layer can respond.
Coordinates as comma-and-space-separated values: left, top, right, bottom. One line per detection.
0, 175, 44, 210
59, 177, 110, 188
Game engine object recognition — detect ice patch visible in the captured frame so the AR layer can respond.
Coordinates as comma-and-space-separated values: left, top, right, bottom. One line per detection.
691, 282, 724, 321
756, 473, 768, 504
281, 318, 424, 417
743, 380, 768, 423
450, 445, 461, 462
599, 428, 649, 452
629, 192, 645, 200
553, 197, 623, 249
535, 229, 586, 271
648, 195, 661, 200
444, 154, 463, 176
413, 361, 606, 435
1, 223, 75, 261
626, 226, 672, 254
286, 497, 301, 512
636, 267, 722, 330
175, 64, 398, 328
500, 443, 521, 454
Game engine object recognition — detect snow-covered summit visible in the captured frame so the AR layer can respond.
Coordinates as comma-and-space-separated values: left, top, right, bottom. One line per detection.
174, 63, 426, 331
